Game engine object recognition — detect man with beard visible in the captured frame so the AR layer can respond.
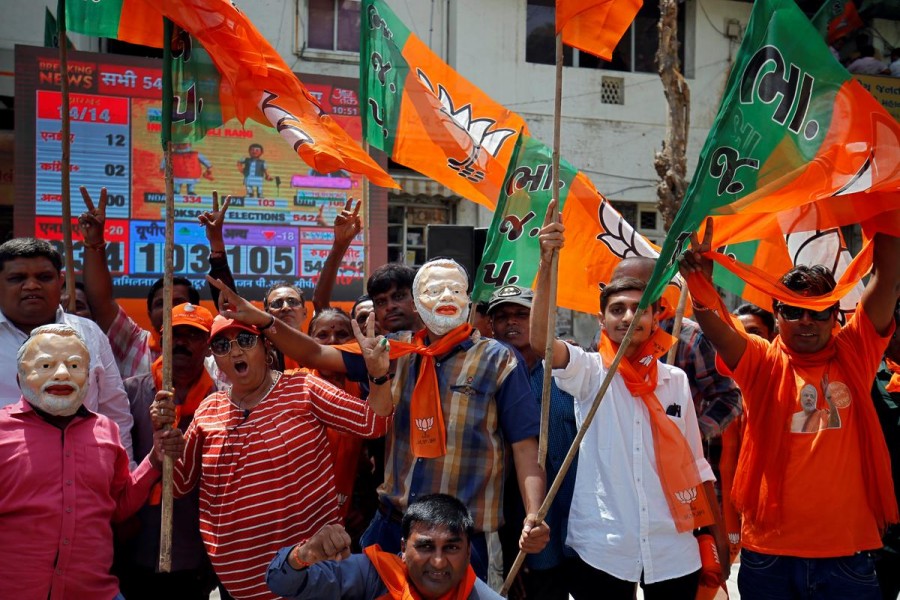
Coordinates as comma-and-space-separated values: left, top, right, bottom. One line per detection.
114, 303, 218, 599
0, 324, 182, 599
367, 263, 421, 333
209, 259, 549, 589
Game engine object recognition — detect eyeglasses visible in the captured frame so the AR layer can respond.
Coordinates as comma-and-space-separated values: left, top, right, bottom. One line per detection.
268, 297, 303, 310
777, 304, 834, 322
210, 332, 260, 356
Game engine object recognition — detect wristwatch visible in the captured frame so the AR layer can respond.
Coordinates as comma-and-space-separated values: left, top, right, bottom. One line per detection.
368, 372, 395, 385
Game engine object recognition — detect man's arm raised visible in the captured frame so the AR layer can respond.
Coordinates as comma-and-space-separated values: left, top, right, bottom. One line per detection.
312, 199, 362, 313
78, 187, 119, 331
208, 276, 347, 374
530, 200, 570, 369
860, 233, 900, 335
678, 219, 746, 371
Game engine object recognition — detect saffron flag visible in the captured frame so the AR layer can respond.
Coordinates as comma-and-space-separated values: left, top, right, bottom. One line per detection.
361, 0, 527, 208
472, 134, 683, 316
557, 0, 644, 61
150, 0, 396, 188
812, 0, 864, 44
65, 0, 163, 48
642, 0, 900, 310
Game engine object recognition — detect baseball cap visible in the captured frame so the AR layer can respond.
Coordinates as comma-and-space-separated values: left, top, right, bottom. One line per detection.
209, 315, 260, 339
171, 303, 213, 333
487, 285, 534, 315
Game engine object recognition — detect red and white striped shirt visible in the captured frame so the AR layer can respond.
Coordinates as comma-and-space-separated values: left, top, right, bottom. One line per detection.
173, 371, 390, 599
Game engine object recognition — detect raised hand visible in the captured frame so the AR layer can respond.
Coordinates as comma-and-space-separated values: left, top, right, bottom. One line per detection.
294, 524, 352, 566
206, 275, 272, 328
678, 217, 714, 281
537, 199, 564, 263
352, 312, 390, 378
333, 198, 362, 247
198, 191, 231, 249
78, 186, 108, 247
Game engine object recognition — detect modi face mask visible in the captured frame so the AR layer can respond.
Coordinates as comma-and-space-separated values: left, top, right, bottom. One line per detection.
413, 262, 470, 336
18, 328, 90, 416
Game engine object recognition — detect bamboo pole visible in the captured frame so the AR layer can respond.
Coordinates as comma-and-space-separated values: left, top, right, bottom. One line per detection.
502, 308, 648, 595
57, 2, 76, 312
538, 33, 564, 469
666, 283, 689, 364
158, 19, 176, 573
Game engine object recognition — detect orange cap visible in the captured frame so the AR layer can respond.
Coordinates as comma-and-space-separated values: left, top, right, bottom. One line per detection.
171, 303, 214, 333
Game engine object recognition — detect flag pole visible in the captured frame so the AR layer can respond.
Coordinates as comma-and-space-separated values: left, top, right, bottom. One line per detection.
158, 17, 176, 574
538, 33, 564, 469
502, 307, 648, 595
57, 0, 76, 312
666, 283, 689, 364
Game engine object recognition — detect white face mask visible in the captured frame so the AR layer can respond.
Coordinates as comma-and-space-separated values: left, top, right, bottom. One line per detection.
19, 334, 90, 416
413, 264, 470, 336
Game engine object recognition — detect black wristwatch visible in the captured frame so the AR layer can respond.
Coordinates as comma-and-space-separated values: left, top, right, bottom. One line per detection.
368, 372, 395, 385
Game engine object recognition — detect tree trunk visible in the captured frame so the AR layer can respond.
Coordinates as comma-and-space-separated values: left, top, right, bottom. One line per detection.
654, 0, 690, 231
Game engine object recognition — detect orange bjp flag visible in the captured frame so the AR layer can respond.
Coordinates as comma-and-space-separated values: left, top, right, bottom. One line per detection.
557, 0, 644, 61
149, 0, 396, 188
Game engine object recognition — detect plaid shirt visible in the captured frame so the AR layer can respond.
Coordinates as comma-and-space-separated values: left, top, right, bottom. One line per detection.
344, 331, 538, 533
660, 317, 742, 439
107, 305, 157, 380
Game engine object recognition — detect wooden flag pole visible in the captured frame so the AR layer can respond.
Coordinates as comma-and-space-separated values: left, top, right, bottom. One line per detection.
158, 19, 175, 573
666, 283, 689, 364
539, 33, 565, 469
502, 307, 648, 595
58, 1, 76, 312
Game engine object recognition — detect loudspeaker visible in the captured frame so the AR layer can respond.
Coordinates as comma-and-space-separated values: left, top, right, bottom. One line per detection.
426, 225, 475, 279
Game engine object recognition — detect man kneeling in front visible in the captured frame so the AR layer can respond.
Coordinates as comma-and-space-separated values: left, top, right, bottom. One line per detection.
267, 493, 502, 599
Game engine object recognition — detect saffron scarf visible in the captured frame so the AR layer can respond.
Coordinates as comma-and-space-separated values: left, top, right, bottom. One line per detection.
364, 545, 476, 600
148, 356, 214, 504
336, 324, 474, 458
687, 271, 898, 531
598, 326, 714, 532
887, 358, 900, 393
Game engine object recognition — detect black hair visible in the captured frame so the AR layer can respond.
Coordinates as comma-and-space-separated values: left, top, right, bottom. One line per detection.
249, 143, 264, 152
600, 277, 651, 312
734, 303, 776, 335
475, 301, 490, 316
308, 307, 352, 335
146, 276, 201, 312
401, 493, 474, 542
774, 265, 837, 314
0, 238, 62, 273
367, 263, 416, 297
263, 281, 305, 310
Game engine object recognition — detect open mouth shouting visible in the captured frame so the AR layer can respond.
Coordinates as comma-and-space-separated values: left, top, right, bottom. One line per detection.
233, 359, 250, 375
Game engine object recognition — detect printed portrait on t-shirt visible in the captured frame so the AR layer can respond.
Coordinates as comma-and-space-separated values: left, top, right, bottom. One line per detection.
790, 379, 843, 433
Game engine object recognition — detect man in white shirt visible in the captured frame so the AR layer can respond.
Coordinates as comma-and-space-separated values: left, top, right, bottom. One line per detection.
529, 208, 726, 599
0, 238, 134, 462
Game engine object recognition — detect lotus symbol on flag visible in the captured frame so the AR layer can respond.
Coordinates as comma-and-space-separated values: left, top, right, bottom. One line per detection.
416, 417, 434, 433
675, 488, 697, 504
596, 200, 658, 259
729, 533, 740, 545
337, 493, 347, 506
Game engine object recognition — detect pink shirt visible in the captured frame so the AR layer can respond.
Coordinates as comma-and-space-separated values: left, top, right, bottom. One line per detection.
0, 399, 160, 600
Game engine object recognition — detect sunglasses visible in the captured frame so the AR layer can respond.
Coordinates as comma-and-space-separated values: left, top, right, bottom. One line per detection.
777, 304, 834, 322
210, 331, 260, 356
268, 297, 303, 310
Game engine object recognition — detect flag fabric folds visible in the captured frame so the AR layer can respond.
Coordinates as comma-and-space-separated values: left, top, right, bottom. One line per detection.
556, 0, 643, 61
151, 0, 396, 187
472, 134, 682, 316
169, 26, 227, 144
642, 0, 900, 310
811, 0, 864, 44
65, 0, 163, 48
361, 0, 527, 208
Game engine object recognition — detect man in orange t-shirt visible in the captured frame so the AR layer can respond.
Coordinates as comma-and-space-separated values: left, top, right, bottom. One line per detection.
680, 227, 900, 600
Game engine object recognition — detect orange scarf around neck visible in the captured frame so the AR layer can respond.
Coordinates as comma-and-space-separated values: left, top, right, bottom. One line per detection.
598, 325, 714, 532
364, 545, 476, 600
149, 356, 214, 504
337, 324, 474, 458
886, 358, 900, 393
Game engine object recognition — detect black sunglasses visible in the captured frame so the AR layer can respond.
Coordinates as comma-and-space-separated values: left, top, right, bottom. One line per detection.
210, 331, 260, 356
268, 297, 303, 310
777, 304, 834, 322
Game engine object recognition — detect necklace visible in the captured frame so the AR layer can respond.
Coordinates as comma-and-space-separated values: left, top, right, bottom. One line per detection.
230, 370, 281, 412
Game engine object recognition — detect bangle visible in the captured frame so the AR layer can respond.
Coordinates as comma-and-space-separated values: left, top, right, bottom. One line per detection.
258, 315, 276, 332
209, 250, 226, 260
368, 372, 395, 385
289, 543, 311, 570
83, 241, 106, 251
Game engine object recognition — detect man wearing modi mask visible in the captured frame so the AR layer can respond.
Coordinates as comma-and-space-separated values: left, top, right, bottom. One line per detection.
0, 324, 183, 599
209, 258, 549, 589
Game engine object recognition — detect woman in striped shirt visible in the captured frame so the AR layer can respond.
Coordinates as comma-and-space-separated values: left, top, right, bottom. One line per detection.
152, 314, 393, 599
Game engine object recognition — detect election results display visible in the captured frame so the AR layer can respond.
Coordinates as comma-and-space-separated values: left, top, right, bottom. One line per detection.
15, 46, 370, 301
